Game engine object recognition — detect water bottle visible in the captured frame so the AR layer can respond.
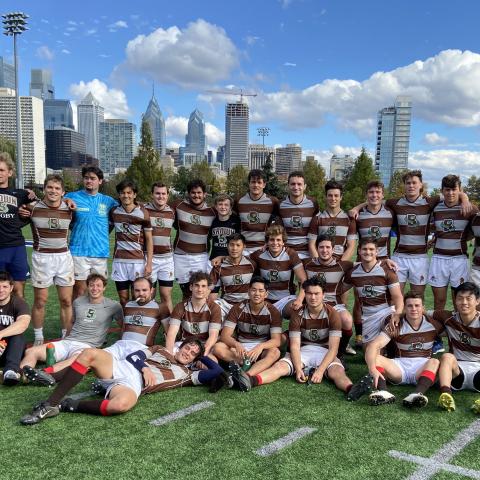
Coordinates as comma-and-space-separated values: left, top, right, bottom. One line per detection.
45, 343, 56, 367
242, 355, 251, 372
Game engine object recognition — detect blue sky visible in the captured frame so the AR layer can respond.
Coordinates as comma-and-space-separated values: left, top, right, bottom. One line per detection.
2, 0, 480, 186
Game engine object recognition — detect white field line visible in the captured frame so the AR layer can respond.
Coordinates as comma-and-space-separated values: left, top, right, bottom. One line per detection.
150, 400, 215, 426
255, 427, 317, 457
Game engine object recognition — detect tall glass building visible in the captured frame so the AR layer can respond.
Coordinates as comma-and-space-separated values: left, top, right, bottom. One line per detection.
0, 57, 15, 90
99, 119, 136, 174
225, 101, 249, 171
375, 96, 412, 186
78, 92, 104, 160
180, 109, 207, 165
29, 69, 55, 100
44, 99, 74, 130
143, 93, 166, 156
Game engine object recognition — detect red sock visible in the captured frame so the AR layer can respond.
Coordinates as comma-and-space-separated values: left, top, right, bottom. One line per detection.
100, 399, 110, 416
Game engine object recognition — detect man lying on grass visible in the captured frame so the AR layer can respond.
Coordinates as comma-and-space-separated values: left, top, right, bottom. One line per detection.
20, 339, 225, 425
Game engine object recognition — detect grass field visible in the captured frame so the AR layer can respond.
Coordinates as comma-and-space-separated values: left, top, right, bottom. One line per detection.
0, 234, 479, 480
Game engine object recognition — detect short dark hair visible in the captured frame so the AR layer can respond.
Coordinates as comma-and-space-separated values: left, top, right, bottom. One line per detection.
402, 170, 422, 184
116, 179, 138, 194
44, 173, 64, 190
249, 275, 269, 289
358, 236, 378, 248
302, 276, 325, 292
441, 174, 461, 190
325, 180, 343, 195
288, 171, 305, 183
86, 273, 107, 287
178, 339, 205, 361
403, 291, 424, 303
187, 179, 206, 193
365, 180, 384, 193
82, 165, 104, 181
189, 271, 211, 285
151, 182, 169, 194
248, 169, 266, 182
454, 282, 480, 299
133, 276, 153, 289
316, 234, 333, 248
227, 233, 246, 245
0, 270, 13, 285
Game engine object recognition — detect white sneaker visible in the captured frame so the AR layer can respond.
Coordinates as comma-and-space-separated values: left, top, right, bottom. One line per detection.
33, 338, 44, 347
345, 344, 357, 355
369, 390, 396, 406
403, 392, 428, 408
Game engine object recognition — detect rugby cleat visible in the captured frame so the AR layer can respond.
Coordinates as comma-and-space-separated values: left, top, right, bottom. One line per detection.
346, 373, 374, 401
403, 392, 428, 408
354, 335, 363, 350
91, 379, 107, 396
470, 399, 480, 415
59, 398, 80, 413
2, 369, 20, 386
438, 392, 456, 412
228, 361, 251, 392
209, 371, 234, 393
20, 402, 60, 425
432, 339, 445, 355
22, 366, 56, 387
369, 390, 396, 406
345, 344, 357, 356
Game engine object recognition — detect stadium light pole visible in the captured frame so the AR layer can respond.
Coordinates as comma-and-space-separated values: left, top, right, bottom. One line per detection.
257, 127, 270, 167
2, 12, 28, 189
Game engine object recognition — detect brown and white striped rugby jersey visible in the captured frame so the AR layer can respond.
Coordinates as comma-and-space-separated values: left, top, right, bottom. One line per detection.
234, 193, 279, 251
29, 200, 72, 253
279, 195, 319, 256
432, 310, 480, 362
144, 202, 175, 258
343, 261, 399, 318
385, 195, 440, 257
110, 204, 151, 262
308, 210, 356, 258
288, 303, 342, 347
250, 246, 303, 302
173, 199, 216, 255
470, 213, 480, 270
303, 257, 353, 306
209, 255, 256, 304
381, 315, 443, 358
224, 300, 283, 343
431, 201, 477, 257
142, 345, 193, 394
169, 298, 222, 343
122, 299, 168, 346
351, 205, 394, 259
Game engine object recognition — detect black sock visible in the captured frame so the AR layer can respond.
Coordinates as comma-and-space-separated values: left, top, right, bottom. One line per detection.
47, 360, 88, 406
76, 399, 110, 416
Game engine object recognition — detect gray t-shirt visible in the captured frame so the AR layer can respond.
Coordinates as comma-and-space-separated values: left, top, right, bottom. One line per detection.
67, 296, 124, 347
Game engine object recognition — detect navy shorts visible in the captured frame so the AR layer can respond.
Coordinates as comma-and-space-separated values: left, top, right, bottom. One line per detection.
0, 245, 29, 281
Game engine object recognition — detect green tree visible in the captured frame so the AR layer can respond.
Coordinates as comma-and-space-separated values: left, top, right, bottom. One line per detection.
125, 121, 164, 201
190, 160, 222, 196
172, 166, 193, 195
342, 147, 378, 210
302, 157, 327, 209
261, 153, 287, 198
464, 175, 480, 205
226, 165, 248, 198
101, 171, 126, 198
62, 170, 80, 193
386, 169, 407, 199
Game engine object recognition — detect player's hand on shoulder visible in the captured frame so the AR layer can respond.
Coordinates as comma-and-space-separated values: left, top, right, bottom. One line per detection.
383, 258, 398, 272
64, 198, 77, 210
18, 204, 31, 218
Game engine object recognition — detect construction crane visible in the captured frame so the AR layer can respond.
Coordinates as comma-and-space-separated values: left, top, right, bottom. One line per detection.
205, 88, 257, 103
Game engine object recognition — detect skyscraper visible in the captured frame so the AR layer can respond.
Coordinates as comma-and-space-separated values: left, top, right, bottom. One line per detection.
224, 101, 249, 171
180, 109, 207, 165
143, 91, 166, 156
78, 92, 104, 160
0, 57, 14, 90
45, 128, 86, 170
44, 99, 74, 130
329, 154, 355, 181
275, 144, 302, 176
249, 144, 275, 170
375, 95, 412, 186
0, 88, 46, 184
99, 119, 136, 174
29, 69, 55, 100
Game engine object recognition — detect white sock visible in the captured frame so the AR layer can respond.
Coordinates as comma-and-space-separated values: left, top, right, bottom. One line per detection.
61, 329, 67, 339
33, 328, 44, 340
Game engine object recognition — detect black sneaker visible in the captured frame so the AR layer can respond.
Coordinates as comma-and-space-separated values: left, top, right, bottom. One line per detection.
347, 374, 374, 401
23, 366, 56, 387
228, 361, 252, 392
20, 402, 60, 425
209, 371, 234, 393
91, 379, 106, 396
59, 397, 80, 413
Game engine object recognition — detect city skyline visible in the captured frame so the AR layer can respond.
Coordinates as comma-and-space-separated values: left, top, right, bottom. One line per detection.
1, 1, 480, 185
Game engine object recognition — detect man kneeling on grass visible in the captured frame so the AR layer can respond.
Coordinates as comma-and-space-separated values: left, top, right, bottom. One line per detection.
347, 292, 442, 407
247, 277, 355, 394
212, 276, 282, 391
20, 340, 224, 425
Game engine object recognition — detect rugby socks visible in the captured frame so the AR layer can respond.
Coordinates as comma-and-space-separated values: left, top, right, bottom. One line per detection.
33, 328, 44, 342
197, 357, 224, 384
75, 399, 111, 416
440, 385, 452, 395
47, 360, 89, 406
250, 374, 263, 387
415, 370, 436, 394
376, 366, 387, 390
339, 328, 353, 355
61, 329, 67, 339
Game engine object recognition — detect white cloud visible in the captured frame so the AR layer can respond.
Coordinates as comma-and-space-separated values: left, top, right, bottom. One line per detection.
68, 20, 77, 26
283, 62, 296, 67
248, 50, 480, 138
98, 53, 110, 58
40, 19, 49, 24
36, 45, 54, 61
109, 20, 128, 32
66, 26, 77, 32
167, 141, 181, 149
61, 49, 71, 55
205, 122, 225, 147
165, 115, 224, 148
69, 79, 131, 118
410, 149, 480, 187
245, 35, 260, 46
280, 0, 293, 8
123, 19, 239, 88
85, 28, 97, 36
424, 132, 448, 145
